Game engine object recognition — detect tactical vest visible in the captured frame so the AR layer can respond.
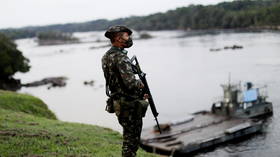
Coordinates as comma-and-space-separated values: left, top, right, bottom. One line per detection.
102, 47, 138, 99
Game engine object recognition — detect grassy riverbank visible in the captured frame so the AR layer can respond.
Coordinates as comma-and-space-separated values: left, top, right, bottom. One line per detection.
0, 90, 158, 157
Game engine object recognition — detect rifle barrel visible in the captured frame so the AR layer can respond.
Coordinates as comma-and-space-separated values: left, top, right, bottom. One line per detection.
131, 55, 161, 134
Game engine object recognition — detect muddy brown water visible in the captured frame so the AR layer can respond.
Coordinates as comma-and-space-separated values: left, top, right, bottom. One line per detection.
15, 30, 280, 157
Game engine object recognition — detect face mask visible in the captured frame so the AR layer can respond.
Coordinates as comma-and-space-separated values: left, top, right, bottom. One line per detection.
121, 37, 133, 48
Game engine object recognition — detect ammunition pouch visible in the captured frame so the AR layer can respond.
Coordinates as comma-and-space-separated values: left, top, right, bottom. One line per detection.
113, 97, 149, 118
135, 99, 149, 117
105, 97, 115, 113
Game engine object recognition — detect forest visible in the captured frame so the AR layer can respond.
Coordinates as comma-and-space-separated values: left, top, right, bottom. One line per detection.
1, 0, 280, 39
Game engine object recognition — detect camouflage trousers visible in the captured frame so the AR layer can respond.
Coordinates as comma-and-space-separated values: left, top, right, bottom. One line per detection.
118, 116, 143, 157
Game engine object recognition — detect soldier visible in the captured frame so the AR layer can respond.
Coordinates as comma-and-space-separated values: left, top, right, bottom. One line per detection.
102, 25, 148, 157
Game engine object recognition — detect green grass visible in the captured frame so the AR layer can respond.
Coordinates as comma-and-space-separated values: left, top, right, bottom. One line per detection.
0, 90, 57, 120
0, 90, 158, 157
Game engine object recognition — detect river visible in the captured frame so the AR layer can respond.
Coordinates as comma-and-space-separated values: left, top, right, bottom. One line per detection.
15, 30, 280, 157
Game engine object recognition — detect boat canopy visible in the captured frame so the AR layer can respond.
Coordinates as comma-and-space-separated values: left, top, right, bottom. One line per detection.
243, 89, 258, 102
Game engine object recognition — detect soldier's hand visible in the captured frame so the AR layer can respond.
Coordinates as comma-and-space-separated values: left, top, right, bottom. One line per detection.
143, 94, 149, 100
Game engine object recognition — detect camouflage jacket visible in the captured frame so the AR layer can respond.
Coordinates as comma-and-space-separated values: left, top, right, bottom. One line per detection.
102, 46, 142, 99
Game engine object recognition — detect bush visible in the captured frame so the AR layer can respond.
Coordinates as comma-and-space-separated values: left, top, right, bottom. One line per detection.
0, 33, 30, 79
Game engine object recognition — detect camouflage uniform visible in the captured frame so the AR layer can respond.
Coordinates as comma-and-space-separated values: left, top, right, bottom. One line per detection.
102, 46, 144, 157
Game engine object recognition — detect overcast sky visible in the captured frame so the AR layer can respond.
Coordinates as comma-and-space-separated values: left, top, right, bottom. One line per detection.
0, 0, 233, 29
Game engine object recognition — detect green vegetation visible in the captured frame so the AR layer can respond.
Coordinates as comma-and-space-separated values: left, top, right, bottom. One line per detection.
37, 31, 78, 41
37, 31, 79, 45
0, 33, 30, 79
139, 32, 153, 39
0, 90, 56, 119
0, 90, 158, 157
1, 0, 280, 39
0, 29, 36, 40
0, 33, 30, 90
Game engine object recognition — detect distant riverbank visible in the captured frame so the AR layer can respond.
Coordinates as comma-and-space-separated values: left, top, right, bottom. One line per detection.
1, 0, 280, 40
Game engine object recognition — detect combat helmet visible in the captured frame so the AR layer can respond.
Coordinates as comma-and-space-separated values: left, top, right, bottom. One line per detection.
104, 25, 132, 39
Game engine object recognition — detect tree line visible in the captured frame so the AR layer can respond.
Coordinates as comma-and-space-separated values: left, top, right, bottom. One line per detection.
1, 0, 280, 39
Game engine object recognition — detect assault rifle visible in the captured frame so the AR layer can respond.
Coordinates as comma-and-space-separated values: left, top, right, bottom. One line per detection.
130, 55, 162, 134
